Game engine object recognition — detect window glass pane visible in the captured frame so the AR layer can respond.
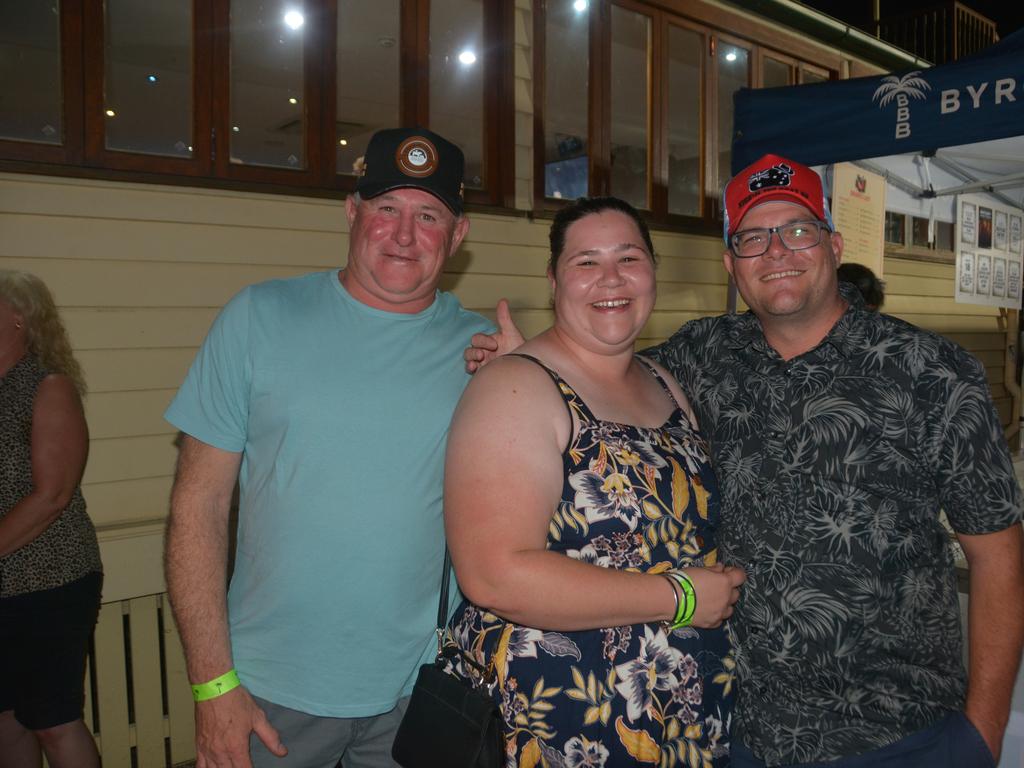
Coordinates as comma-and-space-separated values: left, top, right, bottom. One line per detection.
105, 1, 192, 157
610, 5, 649, 210
801, 68, 828, 84
936, 220, 953, 251
230, 0, 306, 169
667, 25, 701, 216
0, 1, 62, 144
885, 211, 905, 244
912, 216, 933, 247
544, 0, 589, 200
336, 0, 399, 176
762, 57, 791, 88
716, 41, 748, 193
430, 0, 484, 189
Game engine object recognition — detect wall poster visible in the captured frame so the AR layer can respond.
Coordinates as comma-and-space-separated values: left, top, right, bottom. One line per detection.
956, 195, 1023, 309
831, 163, 886, 275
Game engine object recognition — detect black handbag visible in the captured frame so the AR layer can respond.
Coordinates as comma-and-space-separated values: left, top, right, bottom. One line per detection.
391, 549, 505, 768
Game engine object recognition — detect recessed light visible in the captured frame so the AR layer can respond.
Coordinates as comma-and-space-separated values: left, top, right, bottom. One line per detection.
338, 138, 348, 146
232, 126, 240, 132
289, 97, 298, 105
725, 51, 738, 62
458, 49, 477, 66
573, 0, 588, 11
105, 109, 116, 117
284, 10, 304, 30
146, 74, 158, 83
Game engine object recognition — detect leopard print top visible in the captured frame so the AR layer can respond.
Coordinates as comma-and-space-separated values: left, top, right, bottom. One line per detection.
1, 355, 102, 597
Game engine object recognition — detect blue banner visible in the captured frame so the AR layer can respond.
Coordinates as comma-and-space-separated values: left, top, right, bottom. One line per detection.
732, 29, 1024, 173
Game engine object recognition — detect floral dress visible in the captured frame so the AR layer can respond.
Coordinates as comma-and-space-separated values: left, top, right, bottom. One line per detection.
448, 355, 733, 768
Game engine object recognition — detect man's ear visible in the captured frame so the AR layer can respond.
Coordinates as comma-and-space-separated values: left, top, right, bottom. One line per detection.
829, 231, 844, 267
345, 195, 359, 228
448, 215, 471, 256
722, 248, 735, 280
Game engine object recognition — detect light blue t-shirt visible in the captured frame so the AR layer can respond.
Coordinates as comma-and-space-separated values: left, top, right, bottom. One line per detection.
165, 270, 492, 716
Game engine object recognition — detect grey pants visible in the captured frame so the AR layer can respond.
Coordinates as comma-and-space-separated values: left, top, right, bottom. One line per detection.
249, 695, 410, 768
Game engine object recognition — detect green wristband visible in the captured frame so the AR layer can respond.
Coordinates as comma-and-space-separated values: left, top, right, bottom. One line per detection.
191, 669, 241, 702
665, 570, 697, 629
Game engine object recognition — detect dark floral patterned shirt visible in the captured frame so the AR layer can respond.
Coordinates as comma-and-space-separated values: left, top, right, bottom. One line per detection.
644, 284, 1023, 766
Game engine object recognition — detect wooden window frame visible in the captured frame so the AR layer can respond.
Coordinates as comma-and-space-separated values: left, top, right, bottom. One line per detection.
883, 210, 957, 264
533, 0, 839, 232
0, 0, 516, 209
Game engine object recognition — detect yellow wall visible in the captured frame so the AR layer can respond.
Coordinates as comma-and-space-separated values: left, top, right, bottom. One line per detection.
1, 170, 1014, 560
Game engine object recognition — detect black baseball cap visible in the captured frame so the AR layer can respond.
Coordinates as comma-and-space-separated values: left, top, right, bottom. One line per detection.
354, 127, 465, 215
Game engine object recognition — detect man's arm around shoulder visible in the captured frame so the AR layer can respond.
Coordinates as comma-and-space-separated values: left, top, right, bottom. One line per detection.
164, 435, 286, 768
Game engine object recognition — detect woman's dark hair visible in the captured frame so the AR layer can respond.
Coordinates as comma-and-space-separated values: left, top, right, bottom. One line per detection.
837, 262, 885, 310
548, 196, 656, 272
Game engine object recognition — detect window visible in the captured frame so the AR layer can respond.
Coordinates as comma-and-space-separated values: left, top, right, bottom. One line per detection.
0, 0, 514, 206
715, 39, 750, 198
430, 0, 486, 189
609, 4, 651, 210
885, 210, 956, 262
666, 24, 702, 216
762, 57, 792, 88
885, 211, 906, 245
534, 1, 835, 228
335, 0, 400, 178
0, 3, 64, 146
103, 1, 193, 158
541, 0, 589, 201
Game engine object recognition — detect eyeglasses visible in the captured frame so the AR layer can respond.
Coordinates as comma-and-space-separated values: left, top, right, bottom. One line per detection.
730, 220, 830, 258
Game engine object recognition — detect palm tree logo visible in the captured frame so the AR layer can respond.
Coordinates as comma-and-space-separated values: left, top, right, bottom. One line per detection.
872, 72, 931, 139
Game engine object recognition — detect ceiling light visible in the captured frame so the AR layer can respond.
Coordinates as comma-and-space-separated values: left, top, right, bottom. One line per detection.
146, 74, 158, 83
284, 10, 304, 30
725, 51, 738, 62
105, 109, 116, 117
232, 126, 240, 132
338, 138, 348, 146
458, 49, 477, 66
289, 97, 298, 104
573, 0, 588, 11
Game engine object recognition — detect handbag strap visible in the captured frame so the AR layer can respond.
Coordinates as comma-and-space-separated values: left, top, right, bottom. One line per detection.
436, 547, 453, 631
434, 548, 500, 686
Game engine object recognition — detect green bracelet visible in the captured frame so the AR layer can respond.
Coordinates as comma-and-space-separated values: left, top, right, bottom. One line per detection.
665, 570, 697, 629
191, 669, 241, 702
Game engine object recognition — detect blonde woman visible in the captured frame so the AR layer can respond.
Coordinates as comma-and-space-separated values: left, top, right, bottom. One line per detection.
0, 270, 102, 768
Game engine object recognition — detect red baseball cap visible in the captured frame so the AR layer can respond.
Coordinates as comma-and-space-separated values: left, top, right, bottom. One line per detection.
723, 154, 833, 243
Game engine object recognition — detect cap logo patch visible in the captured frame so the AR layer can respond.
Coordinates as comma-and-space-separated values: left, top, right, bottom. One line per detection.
748, 162, 794, 193
395, 136, 438, 178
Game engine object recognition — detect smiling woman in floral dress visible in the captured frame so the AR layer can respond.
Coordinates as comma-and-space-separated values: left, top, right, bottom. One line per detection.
444, 197, 746, 767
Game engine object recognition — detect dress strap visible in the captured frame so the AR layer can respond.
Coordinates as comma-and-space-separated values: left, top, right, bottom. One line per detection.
636, 356, 686, 416
506, 353, 592, 428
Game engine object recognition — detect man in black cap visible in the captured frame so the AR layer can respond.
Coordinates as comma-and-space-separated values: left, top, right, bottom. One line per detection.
163, 127, 492, 768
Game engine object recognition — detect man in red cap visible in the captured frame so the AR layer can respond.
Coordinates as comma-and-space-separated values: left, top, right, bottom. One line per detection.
468, 154, 1024, 768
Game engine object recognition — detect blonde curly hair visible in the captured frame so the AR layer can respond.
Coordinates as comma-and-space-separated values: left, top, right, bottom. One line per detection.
0, 270, 86, 397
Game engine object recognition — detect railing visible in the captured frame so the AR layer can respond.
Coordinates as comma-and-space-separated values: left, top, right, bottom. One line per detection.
43, 593, 197, 768
878, 1, 999, 64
